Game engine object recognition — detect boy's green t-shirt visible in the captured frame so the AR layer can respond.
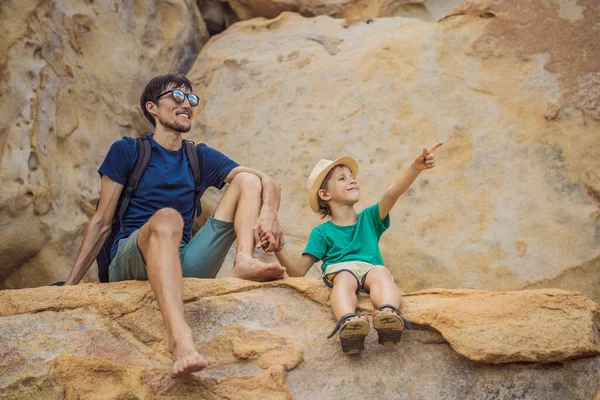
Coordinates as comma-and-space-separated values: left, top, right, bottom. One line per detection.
303, 203, 390, 272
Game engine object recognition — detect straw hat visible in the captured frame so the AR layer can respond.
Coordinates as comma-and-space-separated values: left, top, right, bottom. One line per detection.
306, 156, 359, 213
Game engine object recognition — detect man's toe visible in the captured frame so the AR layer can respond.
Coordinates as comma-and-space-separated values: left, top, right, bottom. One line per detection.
172, 359, 187, 377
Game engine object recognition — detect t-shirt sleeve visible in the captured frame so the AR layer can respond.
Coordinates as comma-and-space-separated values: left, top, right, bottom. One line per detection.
364, 203, 390, 237
303, 227, 327, 261
98, 138, 136, 185
198, 144, 239, 190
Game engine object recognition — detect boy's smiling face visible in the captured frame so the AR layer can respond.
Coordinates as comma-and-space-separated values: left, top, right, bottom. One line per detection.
318, 165, 360, 206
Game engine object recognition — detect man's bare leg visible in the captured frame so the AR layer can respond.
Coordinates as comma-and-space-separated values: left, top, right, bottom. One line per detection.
137, 208, 208, 377
213, 172, 285, 281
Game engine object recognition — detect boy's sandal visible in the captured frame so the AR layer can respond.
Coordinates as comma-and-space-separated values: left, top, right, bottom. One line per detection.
327, 313, 370, 355
373, 304, 412, 347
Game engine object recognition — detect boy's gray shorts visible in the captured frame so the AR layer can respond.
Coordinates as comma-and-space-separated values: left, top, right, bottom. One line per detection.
108, 215, 236, 282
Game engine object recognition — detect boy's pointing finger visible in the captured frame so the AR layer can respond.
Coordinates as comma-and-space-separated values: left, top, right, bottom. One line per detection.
427, 141, 444, 153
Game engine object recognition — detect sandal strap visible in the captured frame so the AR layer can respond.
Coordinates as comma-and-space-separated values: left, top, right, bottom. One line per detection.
327, 313, 358, 339
378, 304, 401, 313
378, 304, 413, 329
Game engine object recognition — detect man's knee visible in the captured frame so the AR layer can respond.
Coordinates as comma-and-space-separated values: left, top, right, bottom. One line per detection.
149, 208, 184, 238
231, 172, 261, 193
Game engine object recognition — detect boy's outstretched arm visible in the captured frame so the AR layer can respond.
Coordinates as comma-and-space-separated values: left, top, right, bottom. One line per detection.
379, 141, 444, 220
276, 250, 317, 277
260, 229, 317, 277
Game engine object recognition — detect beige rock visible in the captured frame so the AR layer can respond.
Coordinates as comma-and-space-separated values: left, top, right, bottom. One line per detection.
1, 0, 599, 304
524, 254, 600, 304
0, 356, 291, 400
200, 0, 240, 34
443, 0, 600, 120
187, 11, 600, 298
0, 215, 50, 284
402, 288, 600, 363
225, 0, 464, 21
0, 0, 209, 288
0, 279, 599, 399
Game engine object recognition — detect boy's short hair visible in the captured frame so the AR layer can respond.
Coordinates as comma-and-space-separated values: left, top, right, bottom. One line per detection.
140, 74, 193, 126
317, 164, 350, 218
317, 165, 344, 218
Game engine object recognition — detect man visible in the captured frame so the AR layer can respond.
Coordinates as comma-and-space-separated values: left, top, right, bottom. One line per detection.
64, 74, 286, 377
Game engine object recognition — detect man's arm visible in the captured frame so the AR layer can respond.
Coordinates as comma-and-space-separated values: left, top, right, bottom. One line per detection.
225, 166, 283, 252
379, 141, 444, 220
64, 175, 123, 285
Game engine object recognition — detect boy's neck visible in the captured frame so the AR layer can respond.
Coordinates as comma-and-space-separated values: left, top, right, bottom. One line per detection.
330, 203, 358, 226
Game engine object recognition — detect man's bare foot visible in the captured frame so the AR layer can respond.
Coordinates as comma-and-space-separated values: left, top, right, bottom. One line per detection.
230, 253, 286, 282
170, 336, 208, 377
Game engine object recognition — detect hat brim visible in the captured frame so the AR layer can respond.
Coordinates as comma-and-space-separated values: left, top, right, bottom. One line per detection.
309, 156, 359, 213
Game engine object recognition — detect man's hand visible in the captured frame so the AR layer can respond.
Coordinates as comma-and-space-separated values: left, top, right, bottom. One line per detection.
412, 141, 444, 171
253, 210, 284, 252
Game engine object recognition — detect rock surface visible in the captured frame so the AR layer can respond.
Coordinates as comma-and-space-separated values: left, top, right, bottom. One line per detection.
443, 0, 600, 120
0, 279, 599, 399
224, 0, 464, 22
188, 9, 600, 300
1, 0, 599, 306
0, 0, 208, 288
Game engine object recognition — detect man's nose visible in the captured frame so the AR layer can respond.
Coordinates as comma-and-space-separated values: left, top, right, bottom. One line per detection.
181, 98, 193, 110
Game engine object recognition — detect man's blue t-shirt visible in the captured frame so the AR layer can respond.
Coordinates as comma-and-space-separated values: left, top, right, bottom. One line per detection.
98, 134, 238, 259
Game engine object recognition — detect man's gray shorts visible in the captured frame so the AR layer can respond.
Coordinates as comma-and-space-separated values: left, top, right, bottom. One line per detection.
108, 215, 236, 282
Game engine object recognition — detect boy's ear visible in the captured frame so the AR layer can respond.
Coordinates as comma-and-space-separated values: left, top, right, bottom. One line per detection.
318, 189, 330, 202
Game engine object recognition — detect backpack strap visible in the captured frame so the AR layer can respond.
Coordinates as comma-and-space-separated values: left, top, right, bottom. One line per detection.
183, 139, 203, 218
119, 135, 152, 233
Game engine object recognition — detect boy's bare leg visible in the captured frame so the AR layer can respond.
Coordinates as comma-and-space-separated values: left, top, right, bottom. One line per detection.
137, 208, 208, 377
363, 266, 402, 312
330, 272, 367, 322
213, 172, 285, 281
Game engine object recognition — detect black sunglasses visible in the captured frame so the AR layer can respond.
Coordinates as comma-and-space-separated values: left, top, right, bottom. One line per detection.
156, 89, 199, 107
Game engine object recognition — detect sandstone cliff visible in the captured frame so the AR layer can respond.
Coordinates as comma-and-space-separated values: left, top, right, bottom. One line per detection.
189, 6, 600, 300
0, 0, 208, 288
1, 1, 598, 302
1, 279, 599, 399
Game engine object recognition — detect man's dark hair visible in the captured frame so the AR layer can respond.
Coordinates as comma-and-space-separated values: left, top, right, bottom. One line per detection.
140, 74, 193, 126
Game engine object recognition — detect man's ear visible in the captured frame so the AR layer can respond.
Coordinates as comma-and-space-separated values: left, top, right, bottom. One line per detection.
146, 101, 158, 119
318, 189, 330, 202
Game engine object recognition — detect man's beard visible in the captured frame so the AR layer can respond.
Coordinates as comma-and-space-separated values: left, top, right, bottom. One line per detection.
158, 116, 191, 133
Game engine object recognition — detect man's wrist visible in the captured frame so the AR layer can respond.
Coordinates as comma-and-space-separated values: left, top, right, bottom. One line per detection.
64, 270, 81, 285
259, 204, 277, 218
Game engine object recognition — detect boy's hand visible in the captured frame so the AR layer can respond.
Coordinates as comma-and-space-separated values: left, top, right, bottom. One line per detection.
412, 141, 444, 171
254, 211, 284, 252
259, 228, 278, 252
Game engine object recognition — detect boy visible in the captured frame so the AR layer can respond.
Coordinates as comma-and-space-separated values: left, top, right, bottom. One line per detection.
261, 142, 443, 354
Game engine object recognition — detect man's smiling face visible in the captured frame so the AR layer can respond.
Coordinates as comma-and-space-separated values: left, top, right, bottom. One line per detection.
153, 85, 194, 133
